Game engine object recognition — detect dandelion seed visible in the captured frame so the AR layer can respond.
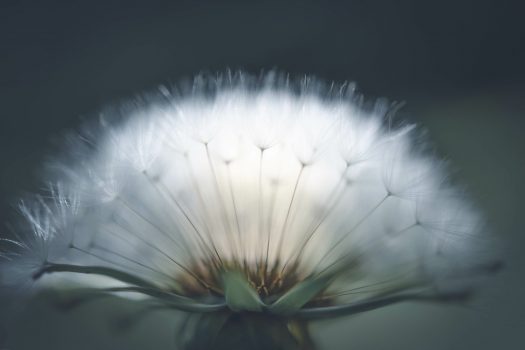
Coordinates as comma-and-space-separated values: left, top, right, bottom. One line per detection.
0, 72, 500, 349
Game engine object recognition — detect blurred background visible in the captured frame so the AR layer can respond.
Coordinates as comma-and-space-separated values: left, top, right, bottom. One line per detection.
0, 1, 524, 349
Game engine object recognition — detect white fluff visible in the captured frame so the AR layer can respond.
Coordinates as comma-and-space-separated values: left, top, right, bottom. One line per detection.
0, 73, 494, 303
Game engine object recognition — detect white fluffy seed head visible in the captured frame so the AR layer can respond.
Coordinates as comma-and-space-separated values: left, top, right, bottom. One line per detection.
0, 72, 497, 303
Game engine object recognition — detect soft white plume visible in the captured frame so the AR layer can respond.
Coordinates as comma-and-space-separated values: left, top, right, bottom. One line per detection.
0, 73, 496, 303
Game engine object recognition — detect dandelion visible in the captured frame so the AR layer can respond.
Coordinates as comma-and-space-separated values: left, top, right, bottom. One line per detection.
0, 72, 499, 349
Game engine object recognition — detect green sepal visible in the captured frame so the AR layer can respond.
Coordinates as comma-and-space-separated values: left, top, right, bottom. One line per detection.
269, 273, 333, 315
33, 264, 228, 313
105, 286, 228, 313
221, 270, 263, 312
295, 289, 472, 320
33, 263, 158, 289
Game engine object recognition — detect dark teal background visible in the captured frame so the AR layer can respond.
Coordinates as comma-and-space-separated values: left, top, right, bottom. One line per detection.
1, 1, 524, 349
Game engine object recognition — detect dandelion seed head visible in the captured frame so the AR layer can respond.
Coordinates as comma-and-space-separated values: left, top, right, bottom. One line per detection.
1, 73, 498, 324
